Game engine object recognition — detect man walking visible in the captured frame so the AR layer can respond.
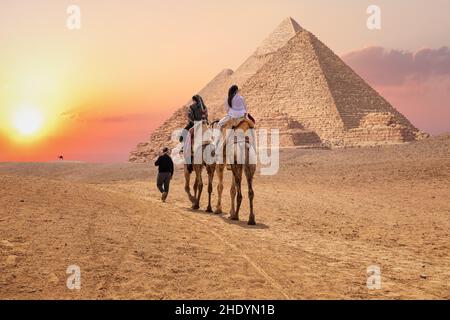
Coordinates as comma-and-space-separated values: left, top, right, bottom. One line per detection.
155, 147, 174, 202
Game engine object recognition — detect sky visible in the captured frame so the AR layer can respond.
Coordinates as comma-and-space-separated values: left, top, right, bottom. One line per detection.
0, 0, 449, 162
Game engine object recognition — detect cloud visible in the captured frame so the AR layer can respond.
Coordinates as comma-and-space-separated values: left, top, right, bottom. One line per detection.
60, 109, 154, 124
92, 114, 150, 123
60, 108, 85, 121
342, 46, 450, 86
342, 46, 450, 135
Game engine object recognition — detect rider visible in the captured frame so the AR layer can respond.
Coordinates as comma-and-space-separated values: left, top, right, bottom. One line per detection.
217, 85, 248, 130
179, 95, 209, 144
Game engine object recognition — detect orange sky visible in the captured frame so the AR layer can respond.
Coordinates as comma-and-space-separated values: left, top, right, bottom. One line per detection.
1, 0, 449, 162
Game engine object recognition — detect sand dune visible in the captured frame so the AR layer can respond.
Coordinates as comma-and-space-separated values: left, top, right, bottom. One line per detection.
1, 135, 449, 299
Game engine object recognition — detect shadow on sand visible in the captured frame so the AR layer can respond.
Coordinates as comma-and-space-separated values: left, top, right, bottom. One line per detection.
183, 207, 269, 230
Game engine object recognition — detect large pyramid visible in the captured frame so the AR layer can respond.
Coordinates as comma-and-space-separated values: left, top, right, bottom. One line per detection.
130, 18, 427, 162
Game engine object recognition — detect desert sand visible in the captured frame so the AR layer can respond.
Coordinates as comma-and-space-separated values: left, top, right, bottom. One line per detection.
1, 135, 450, 300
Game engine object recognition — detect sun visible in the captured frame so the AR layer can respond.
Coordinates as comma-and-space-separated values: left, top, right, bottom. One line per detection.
12, 106, 44, 136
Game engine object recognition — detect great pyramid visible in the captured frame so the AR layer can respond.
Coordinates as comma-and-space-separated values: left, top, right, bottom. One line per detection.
130, 17, 427, 162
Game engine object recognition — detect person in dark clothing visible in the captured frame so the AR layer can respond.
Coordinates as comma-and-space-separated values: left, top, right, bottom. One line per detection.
154, 147, 174, 202
179, 95, 209, 143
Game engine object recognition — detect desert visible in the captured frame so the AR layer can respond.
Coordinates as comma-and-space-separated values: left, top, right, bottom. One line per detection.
1, 134, 449, 299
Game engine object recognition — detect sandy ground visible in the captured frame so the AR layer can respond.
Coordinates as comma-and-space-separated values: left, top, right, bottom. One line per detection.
1, 135, 449, 300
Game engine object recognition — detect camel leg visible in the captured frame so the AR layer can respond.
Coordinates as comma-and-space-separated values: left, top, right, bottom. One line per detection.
191, 166, 200, 210
230, 165, 243, 221
229, 172, 237, 220
184, 166, 196, 205
206, 165, 215, 213
215, 164, 224, 214
192, 172, 198, 208
193, 167, 203, 210
234, 165, 244, 221
197, 170, 203, 209
245, 164, 256, 226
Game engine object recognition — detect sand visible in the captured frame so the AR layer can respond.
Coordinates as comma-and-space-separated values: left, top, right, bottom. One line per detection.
1, 135, 449, 299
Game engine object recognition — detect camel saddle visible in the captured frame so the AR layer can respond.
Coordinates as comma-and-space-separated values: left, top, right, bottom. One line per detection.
187, 121, 212, 145
224, 114, 256, 131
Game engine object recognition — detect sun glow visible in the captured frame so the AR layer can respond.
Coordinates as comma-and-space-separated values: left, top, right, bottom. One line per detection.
11, 106, 44, 137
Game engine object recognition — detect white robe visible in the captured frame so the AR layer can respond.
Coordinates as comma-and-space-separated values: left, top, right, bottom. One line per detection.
225, 95, 248, 118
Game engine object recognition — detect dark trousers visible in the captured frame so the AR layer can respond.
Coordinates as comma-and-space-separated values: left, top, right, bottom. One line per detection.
157, 172, 172, 194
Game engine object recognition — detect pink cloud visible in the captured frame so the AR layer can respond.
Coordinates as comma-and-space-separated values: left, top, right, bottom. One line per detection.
342, 46, 450, 86
342, 46, 450, 135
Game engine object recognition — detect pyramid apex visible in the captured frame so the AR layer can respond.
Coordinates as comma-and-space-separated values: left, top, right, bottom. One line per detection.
254, 17, 303, 56
283, 17, 302, 32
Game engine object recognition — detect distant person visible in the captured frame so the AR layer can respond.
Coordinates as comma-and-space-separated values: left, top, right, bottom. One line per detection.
154, 147, 174, 202
179, 95, 209, 144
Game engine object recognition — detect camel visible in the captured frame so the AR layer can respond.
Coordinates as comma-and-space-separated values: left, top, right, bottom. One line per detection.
183, 121, 216, 212
213, 119, 257, 225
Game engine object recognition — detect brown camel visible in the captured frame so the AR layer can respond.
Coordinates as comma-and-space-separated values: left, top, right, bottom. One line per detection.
214, 119, 257, 225
183, 121, 216, 212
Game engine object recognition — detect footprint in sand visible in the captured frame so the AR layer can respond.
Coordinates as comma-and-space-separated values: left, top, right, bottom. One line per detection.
6, 255, 18, 266
48, 273, 59, 285
1, 240, 14, 249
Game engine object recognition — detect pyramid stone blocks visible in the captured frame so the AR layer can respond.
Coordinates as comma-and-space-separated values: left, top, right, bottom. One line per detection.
130, 18, 427, 162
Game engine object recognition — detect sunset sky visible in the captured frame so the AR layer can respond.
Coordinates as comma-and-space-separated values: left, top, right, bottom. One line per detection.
1, 0, 449, 162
